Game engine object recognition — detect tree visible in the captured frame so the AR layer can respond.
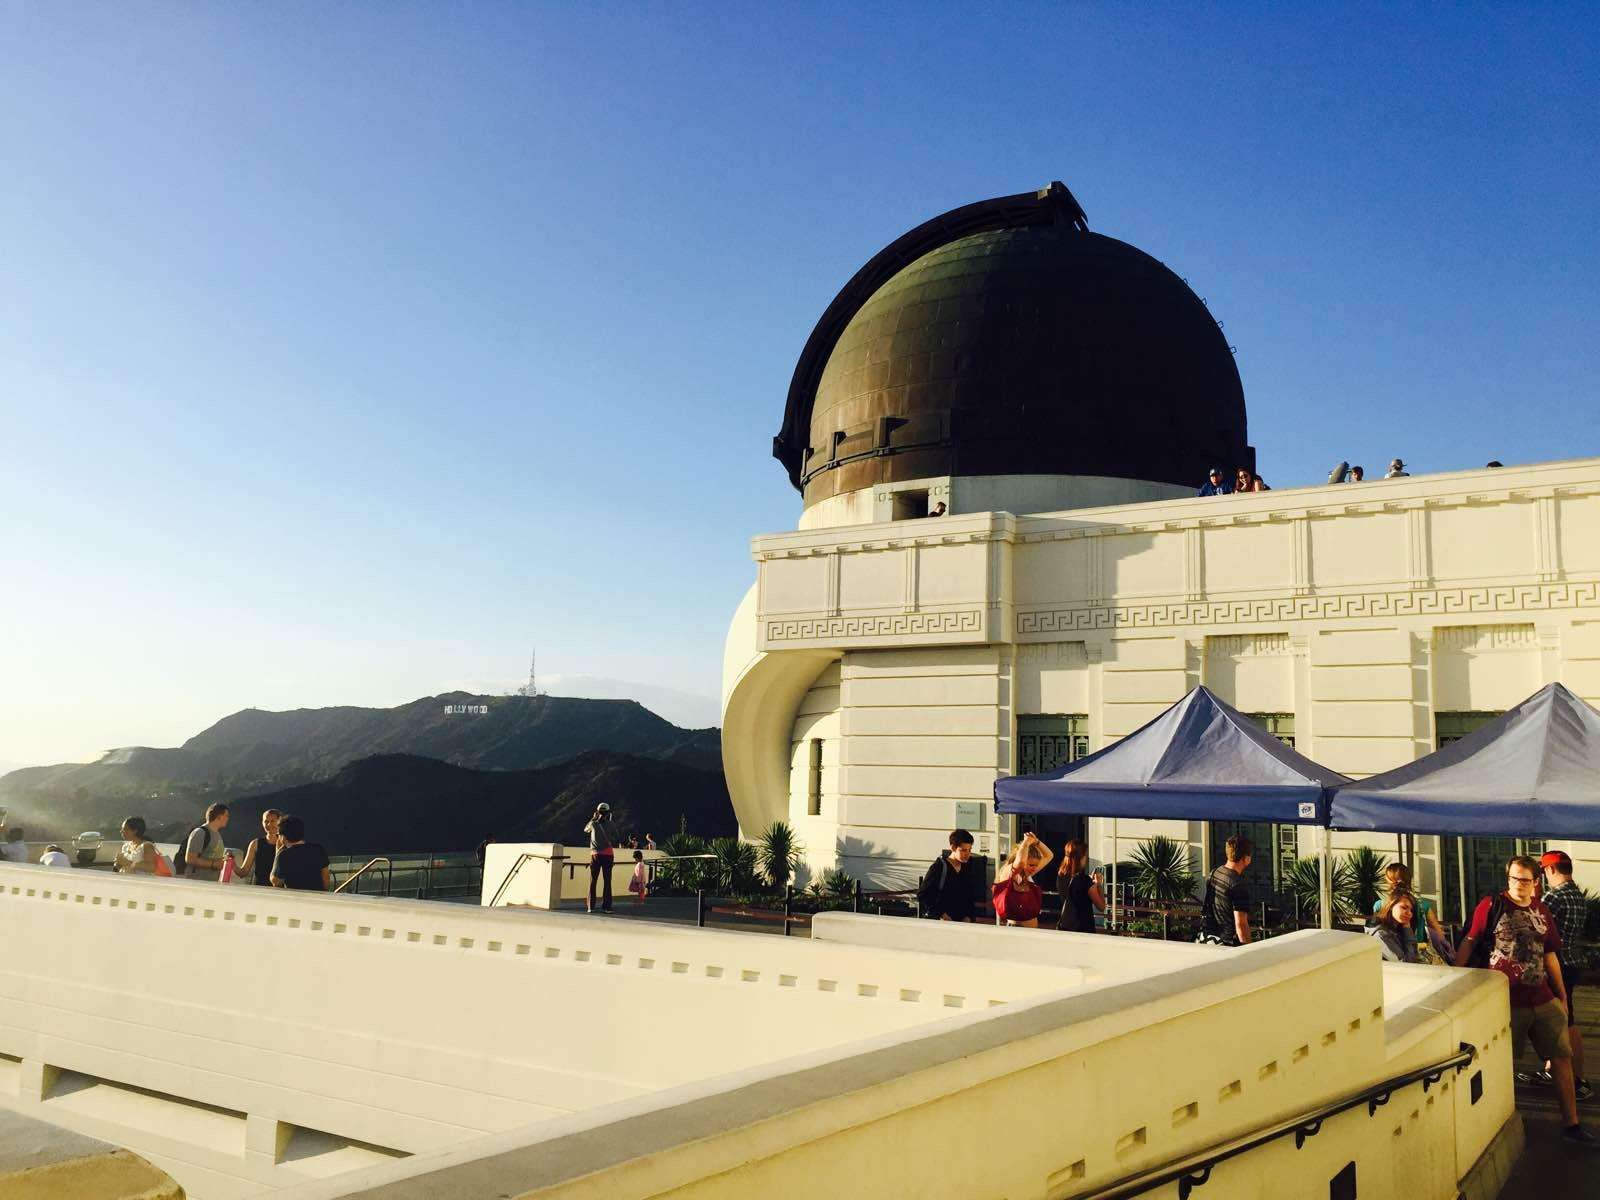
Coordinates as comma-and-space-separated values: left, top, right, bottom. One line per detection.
1341, 846, 1389, 916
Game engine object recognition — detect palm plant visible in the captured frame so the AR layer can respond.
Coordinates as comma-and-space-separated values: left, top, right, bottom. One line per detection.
815, 866, 854, 899
708, 837, 761, 895
755, 820, 805, 891
1129, 836, 1197, 903
1286, 856, 1356, 924
1341, 846, 1389, 916
654, 832, 709, 892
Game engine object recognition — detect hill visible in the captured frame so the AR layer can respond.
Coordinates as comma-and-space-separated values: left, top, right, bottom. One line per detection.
231, 751, 734, 853
0, 693, 724, 841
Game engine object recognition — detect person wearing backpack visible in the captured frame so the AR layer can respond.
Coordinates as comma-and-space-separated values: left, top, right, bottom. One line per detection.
1455, 855, 1598, 1148
180, 803, 232, 882
919, 829, 981, 922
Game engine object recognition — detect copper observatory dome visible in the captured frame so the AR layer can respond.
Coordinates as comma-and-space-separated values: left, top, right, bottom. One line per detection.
773, 182, 1253, 510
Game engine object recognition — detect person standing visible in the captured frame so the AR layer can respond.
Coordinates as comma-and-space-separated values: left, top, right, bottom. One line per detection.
1535, 852, 1593, 1102
1055, 838, 1105, 933
1198, 835, 1254, 946
1456, 856, 1596, 1145
628, 850, 648, 906
919, 829, 982, 922
1384, 458, 1409, 478
1374, 862, 1450, 963
181, 803, 232, 881
992, 833, 1052, 928
236, 810, 282, 887
584, 803, 616, 914
269, 814, 330, 891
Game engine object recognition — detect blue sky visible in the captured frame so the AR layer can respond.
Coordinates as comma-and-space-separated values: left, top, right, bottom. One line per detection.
2, 4, 1596, 762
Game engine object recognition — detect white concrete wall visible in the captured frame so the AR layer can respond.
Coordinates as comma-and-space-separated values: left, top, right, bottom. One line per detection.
0, 863, 1088, 1198
277, 927, 1511, 1200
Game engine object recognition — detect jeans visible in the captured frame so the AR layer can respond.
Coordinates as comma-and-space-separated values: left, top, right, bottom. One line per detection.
589, 856, 613, 911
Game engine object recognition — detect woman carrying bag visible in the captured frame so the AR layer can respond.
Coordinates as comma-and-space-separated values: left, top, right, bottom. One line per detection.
1055, 838, 1105, 933
993, 832, 1053, 928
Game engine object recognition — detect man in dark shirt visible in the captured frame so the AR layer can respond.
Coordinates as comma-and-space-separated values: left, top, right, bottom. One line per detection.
920, 829, 981, 921
1538, 851, 1592, 1102
1198, 835, 1253, 945
269, 814, 331, 892
1196, 467, 1232, 497
1456, 855, 1595, 1146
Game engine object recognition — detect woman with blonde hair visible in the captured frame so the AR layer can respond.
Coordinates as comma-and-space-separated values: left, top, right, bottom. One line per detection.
992, 832, 1053, 928
1055, 838, 1105, 933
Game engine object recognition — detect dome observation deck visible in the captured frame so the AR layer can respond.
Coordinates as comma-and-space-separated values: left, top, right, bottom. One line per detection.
774, 182, 1253, 519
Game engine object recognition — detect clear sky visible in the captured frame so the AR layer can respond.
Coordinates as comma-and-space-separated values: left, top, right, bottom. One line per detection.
2, 4, 1596, 764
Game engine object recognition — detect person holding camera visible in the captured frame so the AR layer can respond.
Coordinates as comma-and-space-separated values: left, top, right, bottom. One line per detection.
584, 803, 616, 914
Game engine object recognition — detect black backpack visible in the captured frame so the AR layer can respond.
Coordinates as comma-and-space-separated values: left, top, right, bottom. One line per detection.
1461, 892, 1508, 969
173, 824, 205, 877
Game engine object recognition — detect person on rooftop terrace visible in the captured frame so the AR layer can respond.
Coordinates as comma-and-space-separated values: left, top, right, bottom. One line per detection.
1347, 465, 1365, 482
1456, 855, 1597, 1147
1385, 458, 1409, 478
992, 832, 1051, 928
1197, 467, 1232, 496
919, 828, 983, 922
1528, 851, 1592, 1103
1198, 835, 1253, 946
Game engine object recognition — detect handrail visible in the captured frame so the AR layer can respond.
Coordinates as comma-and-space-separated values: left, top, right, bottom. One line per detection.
333, 857, 392, 896
1082, 1042, 1476, 1200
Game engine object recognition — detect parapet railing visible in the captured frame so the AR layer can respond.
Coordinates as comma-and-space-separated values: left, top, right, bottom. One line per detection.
1083, 1042, 1477, 1200
332, 856, 392, 896
487, 851, 717, 909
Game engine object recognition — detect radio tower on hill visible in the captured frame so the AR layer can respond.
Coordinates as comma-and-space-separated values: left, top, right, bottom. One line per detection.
517, 649, 541, 698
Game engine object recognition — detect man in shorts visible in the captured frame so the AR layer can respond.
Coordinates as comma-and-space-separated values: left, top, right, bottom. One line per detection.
1530, 851, 1592, 1101
1456, 856, 1596, 1145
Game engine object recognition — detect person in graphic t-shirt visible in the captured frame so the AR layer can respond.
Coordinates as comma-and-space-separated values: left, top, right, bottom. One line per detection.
269, 814, 330, 892
1456, 855, 1597, 1147
1198, 835, 1253, 945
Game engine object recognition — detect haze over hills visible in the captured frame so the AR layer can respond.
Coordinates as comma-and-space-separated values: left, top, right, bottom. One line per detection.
0, 693, 729, 845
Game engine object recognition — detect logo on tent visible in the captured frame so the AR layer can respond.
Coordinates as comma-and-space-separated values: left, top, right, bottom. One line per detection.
1298, 803, 1317, 819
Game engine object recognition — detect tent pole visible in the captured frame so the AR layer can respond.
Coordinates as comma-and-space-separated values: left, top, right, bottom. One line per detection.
1457, 836, 1470, 926
1319, 826, 1334, 931
1110, 818, 1119, 930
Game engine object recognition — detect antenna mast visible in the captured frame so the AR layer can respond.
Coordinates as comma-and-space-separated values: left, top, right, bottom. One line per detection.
519, 649, 540, 698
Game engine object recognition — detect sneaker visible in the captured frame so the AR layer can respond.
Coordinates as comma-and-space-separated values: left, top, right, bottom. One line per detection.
1521, 1069, 1555, 1087
1578, 1080, 1596, 1103
1561, 1125, 1600, 1147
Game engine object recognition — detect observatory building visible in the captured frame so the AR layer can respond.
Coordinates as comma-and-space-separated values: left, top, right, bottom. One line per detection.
723, 182, 1600, 914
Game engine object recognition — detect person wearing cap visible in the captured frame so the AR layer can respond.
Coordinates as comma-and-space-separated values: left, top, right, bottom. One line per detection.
1533, 851, 1592, 1101
584, 803, 616, 913
1196, 467, 1232, 497
1384, 458, 1409, 478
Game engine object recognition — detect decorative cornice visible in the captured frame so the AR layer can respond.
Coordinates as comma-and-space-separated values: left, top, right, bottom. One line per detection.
1017, 579, 1600, 637
1433, 623, 1539, 653
1207, 633, 1294, 658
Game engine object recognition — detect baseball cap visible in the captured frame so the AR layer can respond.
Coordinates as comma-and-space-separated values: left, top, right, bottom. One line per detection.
595, 802, 611, 813
1540, 850, 1572, 872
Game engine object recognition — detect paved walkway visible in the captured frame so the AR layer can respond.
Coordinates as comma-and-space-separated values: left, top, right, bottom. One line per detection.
1504, 979, 1600, 1185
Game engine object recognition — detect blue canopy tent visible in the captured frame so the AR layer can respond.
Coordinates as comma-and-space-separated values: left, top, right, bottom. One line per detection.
994, 686, 1351, 928
1330, 683, 1600, 838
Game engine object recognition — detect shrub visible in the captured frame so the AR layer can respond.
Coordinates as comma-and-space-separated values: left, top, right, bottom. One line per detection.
708, 837, 761, 895
755, 821, 805, 890
1129, 836, 1197, 903
1286, 855, 1356, 924
654, 833, 710, 893
1341, 845, 1389, 915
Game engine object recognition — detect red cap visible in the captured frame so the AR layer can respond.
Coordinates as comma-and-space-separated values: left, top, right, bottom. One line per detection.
1540, 850, 1573, 873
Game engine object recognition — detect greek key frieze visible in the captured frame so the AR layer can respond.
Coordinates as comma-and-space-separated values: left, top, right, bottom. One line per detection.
1016, 580, 1600, 636
766, 608, 985, 642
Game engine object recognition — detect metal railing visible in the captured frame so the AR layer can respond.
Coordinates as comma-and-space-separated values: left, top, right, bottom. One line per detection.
1083, 1042, 1477, 1200
333, 857, 392, 896
328, 851, 480, 901
488, 851, 717, 908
